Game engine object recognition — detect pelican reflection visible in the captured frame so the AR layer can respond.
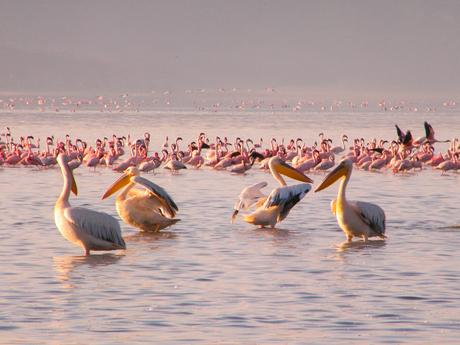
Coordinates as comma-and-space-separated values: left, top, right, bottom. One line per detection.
53, 254, 124, 288
335, 239, 386, 253
123, 230, 177, 243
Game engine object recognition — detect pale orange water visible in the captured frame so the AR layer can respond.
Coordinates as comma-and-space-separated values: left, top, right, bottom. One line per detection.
1, 110, 459, 344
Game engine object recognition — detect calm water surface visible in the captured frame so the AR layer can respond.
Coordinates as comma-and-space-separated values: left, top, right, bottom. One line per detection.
1, 110, 460, 344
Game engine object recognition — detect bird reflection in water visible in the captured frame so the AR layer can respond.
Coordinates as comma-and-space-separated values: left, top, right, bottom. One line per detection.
53, 254, 124, 289
252, 227, 291, 238
123, 231, 177, 244
335, 239, 386, 253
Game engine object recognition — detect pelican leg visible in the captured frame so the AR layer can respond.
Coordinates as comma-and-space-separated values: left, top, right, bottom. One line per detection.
347, 235, 353, 243
85, 248, 90, 256
362, 234, 368, 242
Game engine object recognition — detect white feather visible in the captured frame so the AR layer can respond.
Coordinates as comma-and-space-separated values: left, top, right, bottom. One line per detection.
234, 181, 268, 211
132, 175, 178, 214
350, 200, 386, 236
263, 183, 311, 221
64, 207, 126, 248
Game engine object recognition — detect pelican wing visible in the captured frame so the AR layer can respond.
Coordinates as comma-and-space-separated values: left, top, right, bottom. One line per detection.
263, 183, 311, 221
64, 207, 126, 248
234, 181, 268, 211
132, 176, 178, 216
126, 188, 175, 219
232, 181, 267, 222
350, 201, 386, 237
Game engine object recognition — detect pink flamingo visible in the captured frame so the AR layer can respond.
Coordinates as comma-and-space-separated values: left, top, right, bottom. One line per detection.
295, 150, 321, 172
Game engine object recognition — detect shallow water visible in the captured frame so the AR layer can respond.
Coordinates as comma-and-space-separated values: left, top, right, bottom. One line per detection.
1, 110, 460, 344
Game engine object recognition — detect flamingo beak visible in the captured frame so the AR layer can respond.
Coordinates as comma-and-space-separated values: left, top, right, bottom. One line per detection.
276, 160, 313, 183
70, 170, 78, 196
315, 162, 347, 192
102, 173, 131, 199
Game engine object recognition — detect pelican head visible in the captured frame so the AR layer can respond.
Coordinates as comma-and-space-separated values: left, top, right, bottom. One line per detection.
269, 156, 313, 184
315, 159, 352, 192
124, 166, 140, 176
102, 166, 140, 199
57, 153, 78, 195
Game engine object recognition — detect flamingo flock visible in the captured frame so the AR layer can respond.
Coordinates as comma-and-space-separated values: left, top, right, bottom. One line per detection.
0, 121, 457, 254
0, 122, 459, 175
1, 93, 458, 114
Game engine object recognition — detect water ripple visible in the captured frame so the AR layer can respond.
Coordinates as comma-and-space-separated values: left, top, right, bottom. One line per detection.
1, 110, 459, 344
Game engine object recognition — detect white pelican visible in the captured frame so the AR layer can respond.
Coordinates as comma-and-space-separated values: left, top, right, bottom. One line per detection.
102, 167, 179, 232
233, 156, 313, 228
315, 159, 386, 242
54, 154, 126, 256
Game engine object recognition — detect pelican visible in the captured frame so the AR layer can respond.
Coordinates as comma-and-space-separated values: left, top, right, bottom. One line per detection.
102, 167, 179, 232
54, 154, 126, 256
315, 159, 386, 242
233, 156, 313, 228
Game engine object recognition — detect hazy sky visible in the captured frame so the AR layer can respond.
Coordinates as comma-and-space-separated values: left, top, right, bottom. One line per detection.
1, 0, 459, 98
